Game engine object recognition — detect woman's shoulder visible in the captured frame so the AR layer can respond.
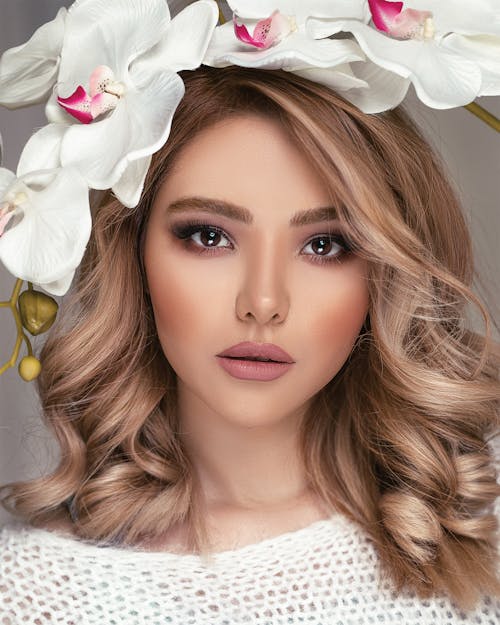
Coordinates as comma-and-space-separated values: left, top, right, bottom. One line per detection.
0, 521, 92, 625
0, 513, 103, 579
0, 517, 70, 548
1, 511, 77, 549
0, 516, 79, 573
0, 517, 123, 624
0, 519, 72, 623
0, 514, 116, 566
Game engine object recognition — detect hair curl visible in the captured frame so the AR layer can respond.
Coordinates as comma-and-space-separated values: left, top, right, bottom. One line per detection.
2, 66, 499, 610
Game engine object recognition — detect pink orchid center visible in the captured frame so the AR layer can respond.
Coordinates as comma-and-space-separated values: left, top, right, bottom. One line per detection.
234, 10, 297, 50
0, 191, 27, 237
368, 0, 435, 41
57, 65, 125, 125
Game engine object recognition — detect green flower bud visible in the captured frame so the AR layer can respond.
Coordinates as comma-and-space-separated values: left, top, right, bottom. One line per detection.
18, 289, 58, 336
18, 356, 42, 381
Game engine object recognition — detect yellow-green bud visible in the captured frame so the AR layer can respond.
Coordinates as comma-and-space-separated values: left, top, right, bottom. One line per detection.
18, 289, 58, 336
18, 356, 42, 381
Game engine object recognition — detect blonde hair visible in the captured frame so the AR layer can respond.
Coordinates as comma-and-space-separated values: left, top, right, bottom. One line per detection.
2, 66, 499, 609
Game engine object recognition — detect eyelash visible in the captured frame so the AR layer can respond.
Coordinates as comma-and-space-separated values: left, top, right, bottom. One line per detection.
170, 220, 353, 265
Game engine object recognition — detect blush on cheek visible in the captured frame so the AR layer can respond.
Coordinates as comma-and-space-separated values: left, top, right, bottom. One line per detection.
316, 290, 369, 363
150, 287, 197, 343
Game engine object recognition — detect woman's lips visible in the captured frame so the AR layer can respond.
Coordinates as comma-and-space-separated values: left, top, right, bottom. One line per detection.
215, 341, 295, 381
216, 356, 294, 381
216, 341, 294, 363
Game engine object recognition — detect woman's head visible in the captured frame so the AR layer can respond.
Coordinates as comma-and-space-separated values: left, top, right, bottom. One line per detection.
137, 64, 477, 434
2, 66, 499, 607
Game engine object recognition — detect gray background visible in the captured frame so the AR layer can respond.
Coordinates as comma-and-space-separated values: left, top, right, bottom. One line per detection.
0, 1, 499, 524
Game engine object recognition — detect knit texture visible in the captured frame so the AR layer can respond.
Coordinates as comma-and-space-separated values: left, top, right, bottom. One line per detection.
1, 512, 499, 625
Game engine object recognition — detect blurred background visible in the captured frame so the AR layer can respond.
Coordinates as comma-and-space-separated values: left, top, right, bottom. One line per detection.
0, 1, 499, 524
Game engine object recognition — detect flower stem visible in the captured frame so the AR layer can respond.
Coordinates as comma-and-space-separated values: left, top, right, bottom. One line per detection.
464, 102, 500, 133
0, 278, 33, 376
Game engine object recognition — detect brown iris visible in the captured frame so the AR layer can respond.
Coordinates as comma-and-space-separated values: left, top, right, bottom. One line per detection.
200, 229, 221, 247
310, 237, 333, 256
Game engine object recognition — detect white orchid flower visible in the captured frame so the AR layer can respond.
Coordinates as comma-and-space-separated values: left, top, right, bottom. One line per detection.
307, 0, 500, 109
0, 8, 67, 108
0, 167, 91, 296
8, 0, 219, 208
204, 0, 411, 112
204, 1, 368, 92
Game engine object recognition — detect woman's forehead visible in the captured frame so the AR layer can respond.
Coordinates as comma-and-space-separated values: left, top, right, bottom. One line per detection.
155, 114, 333, 221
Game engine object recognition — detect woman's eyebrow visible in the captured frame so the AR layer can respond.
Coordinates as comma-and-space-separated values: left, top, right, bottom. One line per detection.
166, 197, 338, 226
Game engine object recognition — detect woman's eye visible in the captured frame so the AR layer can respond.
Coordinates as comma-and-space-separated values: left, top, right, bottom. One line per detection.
301, 234, 350, 263
190, 227, 232, 249
172, 223, 233, 252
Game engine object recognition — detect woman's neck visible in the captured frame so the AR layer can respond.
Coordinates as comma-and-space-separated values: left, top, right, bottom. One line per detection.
178, 385, 312, 510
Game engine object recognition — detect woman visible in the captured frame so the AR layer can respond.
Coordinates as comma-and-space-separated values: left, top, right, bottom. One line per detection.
1, 63, 499, 623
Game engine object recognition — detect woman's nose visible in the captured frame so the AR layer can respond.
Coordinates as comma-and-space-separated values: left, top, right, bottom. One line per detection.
235, 244, 290, 326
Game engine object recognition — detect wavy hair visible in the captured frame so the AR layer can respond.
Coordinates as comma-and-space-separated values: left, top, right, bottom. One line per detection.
2, 66, 499, 609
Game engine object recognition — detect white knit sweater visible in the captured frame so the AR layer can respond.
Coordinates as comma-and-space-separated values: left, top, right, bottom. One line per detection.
1, 514, 499, 625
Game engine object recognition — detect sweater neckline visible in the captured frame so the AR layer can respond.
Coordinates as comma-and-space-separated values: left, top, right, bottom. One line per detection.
16, 513, 355, 563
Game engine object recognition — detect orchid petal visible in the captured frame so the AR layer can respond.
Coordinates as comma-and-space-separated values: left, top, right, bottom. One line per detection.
89, 65, 115, 97
0, 168, 91, 293
226, 0, 367, 23
60, 70, 184, 194
112, 155, 152, 209
40, 270, 76, 297
234, 21, 262, 48
134, 0, 218, 74
310, 19, 482, 108
59, 107, 127, 190
58, 0, 169, 97
391, 10, 434, 40
406, 46, 481, 108
0, 168, 17, 236
0, 7, 67, 108
205, 24, 364, 70
404, 0, 500, 37
57, 85, 93, 124
0, 212, 14, 237
121, 69, 184, 161
227, 0, 303, 19
368, 0, 403, 33
17, 125, 66, 176
235, 11, 294, 50
306, 17, 347, 40
90, 92, 119, 120
342, 61, 411, 113
236, 11, 296, 50
45, 91, 72, 124
443, 33, 500, 95
0, 168, 16, 195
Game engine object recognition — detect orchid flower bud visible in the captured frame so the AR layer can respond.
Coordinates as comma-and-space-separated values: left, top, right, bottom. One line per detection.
18, 289, 58, 336
18, 355, 42, 382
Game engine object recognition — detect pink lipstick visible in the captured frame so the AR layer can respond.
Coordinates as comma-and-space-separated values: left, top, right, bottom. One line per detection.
216, 341, 295, 381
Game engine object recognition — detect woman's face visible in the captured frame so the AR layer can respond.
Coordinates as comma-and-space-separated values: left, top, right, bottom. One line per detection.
144, 114, 369, 429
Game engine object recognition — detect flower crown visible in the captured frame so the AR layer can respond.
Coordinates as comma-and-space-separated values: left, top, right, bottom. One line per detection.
0, 0, 499, 381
